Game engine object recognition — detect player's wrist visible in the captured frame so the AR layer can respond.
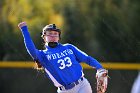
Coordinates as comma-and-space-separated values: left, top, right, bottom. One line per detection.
19, 26, 28, 32
96, 69, 108, 77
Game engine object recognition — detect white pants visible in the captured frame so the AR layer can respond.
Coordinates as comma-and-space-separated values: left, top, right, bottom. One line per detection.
57, 77, 92, 93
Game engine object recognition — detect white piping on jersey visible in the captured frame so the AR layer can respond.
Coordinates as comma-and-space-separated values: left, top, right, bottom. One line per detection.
44, 68, 62, 87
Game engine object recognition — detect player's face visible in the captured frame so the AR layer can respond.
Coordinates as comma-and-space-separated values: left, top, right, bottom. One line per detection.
44, 31, 59, 43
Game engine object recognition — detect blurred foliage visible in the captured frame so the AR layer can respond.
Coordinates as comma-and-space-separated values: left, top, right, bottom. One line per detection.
0, 0, 140, 62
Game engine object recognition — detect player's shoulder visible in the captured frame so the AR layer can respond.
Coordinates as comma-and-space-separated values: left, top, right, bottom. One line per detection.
62, 43, 75, 48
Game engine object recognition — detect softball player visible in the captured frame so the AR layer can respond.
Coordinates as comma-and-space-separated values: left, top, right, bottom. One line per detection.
18, 22, 108, 93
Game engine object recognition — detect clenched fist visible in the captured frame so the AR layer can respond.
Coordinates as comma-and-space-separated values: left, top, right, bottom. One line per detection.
18, 22, 27, 29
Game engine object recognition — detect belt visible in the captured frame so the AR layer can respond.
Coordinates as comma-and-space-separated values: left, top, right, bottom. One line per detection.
59, 77, 84, 90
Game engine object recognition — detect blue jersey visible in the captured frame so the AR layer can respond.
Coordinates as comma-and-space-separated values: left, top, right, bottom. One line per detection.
21, 26, 103, 87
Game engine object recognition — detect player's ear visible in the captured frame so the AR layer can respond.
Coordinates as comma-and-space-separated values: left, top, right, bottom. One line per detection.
42, 35, 46, 42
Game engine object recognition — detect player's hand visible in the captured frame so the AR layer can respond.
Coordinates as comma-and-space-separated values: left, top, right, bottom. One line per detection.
96, 69, 108, 93
18, 22, 27, 29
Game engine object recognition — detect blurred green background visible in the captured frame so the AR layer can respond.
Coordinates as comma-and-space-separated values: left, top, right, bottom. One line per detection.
0, 0, 140, 93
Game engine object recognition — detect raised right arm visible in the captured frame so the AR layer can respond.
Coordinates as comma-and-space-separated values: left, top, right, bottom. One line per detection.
18, 22, 38, 60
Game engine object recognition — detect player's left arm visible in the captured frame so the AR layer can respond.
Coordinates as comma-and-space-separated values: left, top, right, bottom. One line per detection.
68, 44, 102, 69
69, 44, 108, 93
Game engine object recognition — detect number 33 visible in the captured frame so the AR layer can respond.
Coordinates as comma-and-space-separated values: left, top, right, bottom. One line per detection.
57, 57, 72, 69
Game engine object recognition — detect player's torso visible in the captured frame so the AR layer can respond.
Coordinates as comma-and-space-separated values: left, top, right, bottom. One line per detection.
38, 44, 83, 85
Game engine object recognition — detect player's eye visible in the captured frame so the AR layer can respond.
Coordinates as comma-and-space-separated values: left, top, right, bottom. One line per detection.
46, 32, 59, 37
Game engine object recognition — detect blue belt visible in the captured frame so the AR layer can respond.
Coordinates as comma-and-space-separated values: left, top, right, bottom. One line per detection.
59, 77, 84, 90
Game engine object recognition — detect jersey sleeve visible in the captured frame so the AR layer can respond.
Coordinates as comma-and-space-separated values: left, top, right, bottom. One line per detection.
68, 44, 103, 69
20, 26, 39, 60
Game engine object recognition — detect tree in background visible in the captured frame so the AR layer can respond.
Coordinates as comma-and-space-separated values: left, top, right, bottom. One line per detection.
0, 0, 64, 60
62, 0, 140, 62
0, 0, 140, 62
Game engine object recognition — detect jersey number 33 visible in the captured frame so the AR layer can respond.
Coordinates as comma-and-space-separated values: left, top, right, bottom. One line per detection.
57, 57, 72, 69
